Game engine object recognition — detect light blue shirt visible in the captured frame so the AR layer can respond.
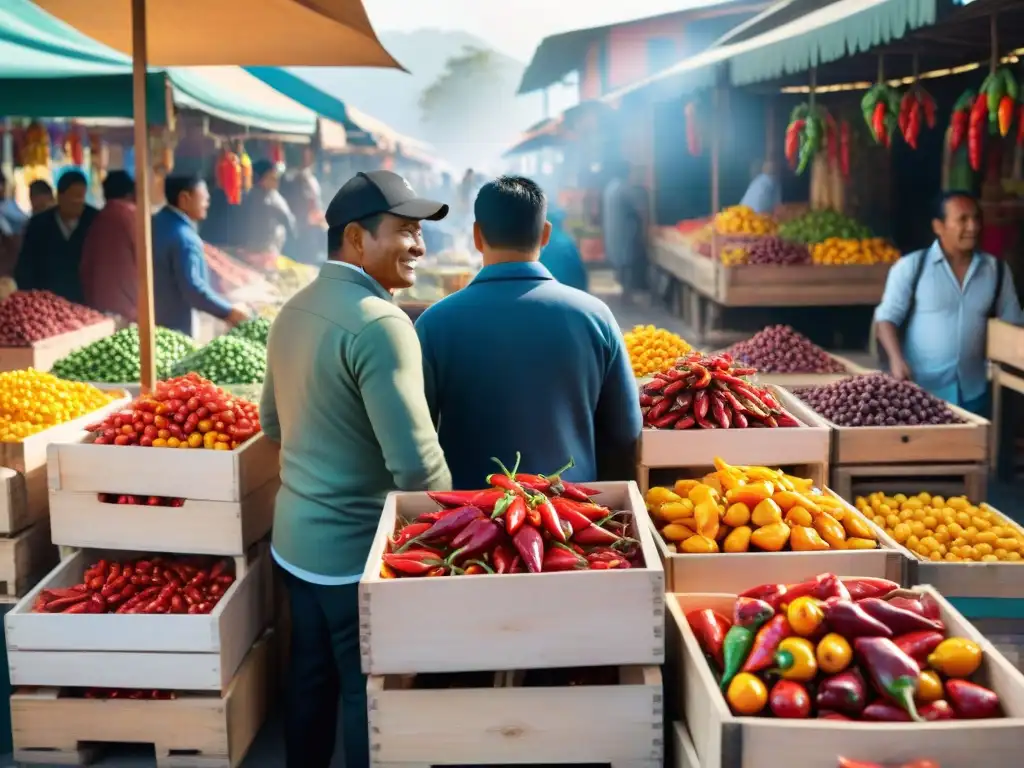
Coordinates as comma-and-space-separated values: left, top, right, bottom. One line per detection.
739, 173, 780, 214
874, 241, 1024, 404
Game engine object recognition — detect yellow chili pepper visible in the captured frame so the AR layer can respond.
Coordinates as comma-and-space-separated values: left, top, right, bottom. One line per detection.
927, 637, 983, 678
689, 484, 720, 506
725, 672, 767, 715
726, 481, 774, 507
790, 526, 830, 551
813, 514, 847, 549
841, 510, 876, 539
738, 466, 779, 483
680, 534, 719, 553
815, 633, 852, 674
645, 486, 682, 507
661, 522, 697, 542
784, 506, 814, 527
723, 525, 752, 553
917, 670, 944, 702
659, 500, 695, 523
672, 479, 699, 498
772, 491, 821, 515
775, 637, 818, 681
844, 537, 877, 550
723, 502, 751, 527
787, 596, 826, 636
693, 500, 720, 537
750, 521, 790, 552
751, 498, 783, 527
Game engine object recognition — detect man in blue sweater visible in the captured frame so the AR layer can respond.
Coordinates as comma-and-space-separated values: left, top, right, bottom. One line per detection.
416, 176, 642, 488
152, 175, 249, 335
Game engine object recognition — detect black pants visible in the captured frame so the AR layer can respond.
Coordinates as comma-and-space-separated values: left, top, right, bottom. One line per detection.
281, 570, 368, 768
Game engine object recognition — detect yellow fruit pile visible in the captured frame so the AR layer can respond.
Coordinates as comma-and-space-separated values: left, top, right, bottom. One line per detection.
857, 492, 1024, 563
810, 238, 900, 265
0, 370, 115, 442
719, 246, 748, 267
649, 458, 877, 553
624, 325, 692, 377
713, 206, 777, 236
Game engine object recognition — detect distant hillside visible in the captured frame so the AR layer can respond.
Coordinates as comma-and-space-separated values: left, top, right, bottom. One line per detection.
290, 29, 546, 169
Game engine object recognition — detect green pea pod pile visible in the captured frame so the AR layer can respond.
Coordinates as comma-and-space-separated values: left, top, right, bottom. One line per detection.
226, 317, 272, 347
51, 326, 197, 383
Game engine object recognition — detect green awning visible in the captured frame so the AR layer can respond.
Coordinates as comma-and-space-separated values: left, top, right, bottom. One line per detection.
245, 66, 369, 141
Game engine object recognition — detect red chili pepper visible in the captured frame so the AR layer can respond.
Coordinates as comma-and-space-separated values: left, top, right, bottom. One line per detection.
504, 495, 527, 535
945, 679, 1001, 719
397, 506, 484, 552
391, 522, 432, 550
492, 544, 518, 574
648, 396, 671, 421
512, 524, 544, 573
710, 391, 732, 429
530, 494, 566, 542
950, 109, 968, 151
686, 608, 731, 668
842, 577, 899, 602
893, 630, 944, 664
550, 503, 593, 534
382, 551, 444, 576
561, 481, 600, 500
785, 119, 805, 168
738, 582, 788, 612
446, 518, 505, 565
857, 598, 945, 636
872, 101, 887, 144
427, 490, 488, 508
542, 546, 587, 572
742, 614, 793, 673
42, 593, 91, 613
968, 120, 983, 171
572, 523, 622, 546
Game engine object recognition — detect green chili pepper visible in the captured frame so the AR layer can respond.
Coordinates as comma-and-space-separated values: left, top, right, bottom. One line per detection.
720, 624, 756, 691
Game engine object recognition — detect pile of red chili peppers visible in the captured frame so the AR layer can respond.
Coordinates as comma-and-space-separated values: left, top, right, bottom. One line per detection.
640, 352, 800, 430
381, 455, 643, 577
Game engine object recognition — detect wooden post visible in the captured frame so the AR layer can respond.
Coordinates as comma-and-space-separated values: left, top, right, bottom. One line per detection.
131, 0, 157, 393
764, 100, 776, 165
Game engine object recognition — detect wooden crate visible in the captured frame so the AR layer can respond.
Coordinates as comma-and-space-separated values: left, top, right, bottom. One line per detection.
359, 481, 664, 675
988, 318, 1024, 371
649, 490, 908, 593
831, 462, 989, 506
367, 665, 662, 768
651, 231, 718, 300
637, 387, 830, 495
673, 721, 700, 768
11, 629, 273, 767
668, 586, 1024, 768
715, 263, 890, 308
5, 546, 270, 692
0, 396, 129, 536
0, 319, 115, 374
0, 520, 57, 598
48, 477, 278, 557
46, 432, 279, 503
747, 354, 873, 388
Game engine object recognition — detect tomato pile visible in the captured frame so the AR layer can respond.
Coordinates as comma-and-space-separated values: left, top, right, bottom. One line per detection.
87, 373, 260, 449
97, 493, 185, 507
383, 454, 644, 578
33, 555, 236, 615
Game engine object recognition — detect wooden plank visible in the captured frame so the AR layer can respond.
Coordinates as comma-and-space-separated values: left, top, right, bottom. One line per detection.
831, 463, 989, 506
0, 319, 115, 374
48, 477, 278, 556
718, 264, 889, 308
651, 231, 720, 301
47, 432, 279, 503
11, 629, 273, 767
669, 586, 1024, 768
5, 547, 269, 692
747, 354, 874, 388
367, 665, 662, 767
672, 721, 701, 768
359, 482, 664, 675
988, 319, 1024, 370
0, 520, 57, 598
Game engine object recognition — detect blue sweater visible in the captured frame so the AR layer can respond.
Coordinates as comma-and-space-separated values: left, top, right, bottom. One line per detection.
151, 206, 232, 334
540, 226, 589, 292
416, 261, 641, 489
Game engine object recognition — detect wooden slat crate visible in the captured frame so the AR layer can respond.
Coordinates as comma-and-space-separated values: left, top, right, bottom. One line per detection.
988, 318, 1024, 371
11, 629, 273, 767
0, 520, 57, 598
831, 463, 989, 507
649, 489, 908, 594
0, 397, 129, 536
367, 665, 662, 768
5, 546, 270, 692
359, 481, 664, 675
744, 354, 872, 388
667, 586, 1024, 768
637, 387, 830, 495
673, 721, 700, 768
0, 319, 115, 374
714, 262, 890, 308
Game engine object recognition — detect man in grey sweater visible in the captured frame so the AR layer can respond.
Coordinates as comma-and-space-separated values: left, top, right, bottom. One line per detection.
261, 171, 451, 768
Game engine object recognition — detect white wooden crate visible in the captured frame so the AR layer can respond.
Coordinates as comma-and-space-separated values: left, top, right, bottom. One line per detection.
5, 547, 270, 692
668, 586, 1024, 768
0, 519, 58, 598
360, 481, 664, 675
672, 721, 700, 768
368, 665, 662, 768
0, 319, 115, 374
11, 629, 273, 767
47, 431, 279, 503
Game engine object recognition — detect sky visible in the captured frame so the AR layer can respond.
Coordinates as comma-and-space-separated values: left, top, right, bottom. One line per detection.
362, 0, 732, 60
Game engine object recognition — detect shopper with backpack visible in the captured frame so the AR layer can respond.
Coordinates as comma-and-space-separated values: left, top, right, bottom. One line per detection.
874, 191, 1023, 417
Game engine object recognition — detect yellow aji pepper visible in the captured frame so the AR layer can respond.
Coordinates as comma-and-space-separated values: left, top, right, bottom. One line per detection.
693, 501, 720, 538
689, 484, 720, 506
723, 503, 751, 527
773, 491, 822, 515
659, 500, 695, 523
751, 498, 783, 527
784, 506, 814, 527
646, 487, 682, 507
815, 633, 852, 674
776, 637, 818, 681
672, 479, 700, 497
787, 597, 826, 636
701, 474, 723, 494
927, 638, 983, 678
813, 514, 847, 549
917, 670, 944, 702
723, 525, 752, 553
844, 537, 877, 550
725, 672, 767, 715
726, 481, 773, 507
841, 510, 876, 539
738, 466, 780, 483
661, 522, 697, 542
750, 522, 790, 552
790, 526, 830, 551
782, 473, 815, 492
681, 534, 719, 553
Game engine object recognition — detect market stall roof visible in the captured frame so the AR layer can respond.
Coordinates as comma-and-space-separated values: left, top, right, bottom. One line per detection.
602, 0, 947, 103
710, 0, 847, 47
502, 116, 565, 157
0, 1, 316, 133
517, 1, 768, 95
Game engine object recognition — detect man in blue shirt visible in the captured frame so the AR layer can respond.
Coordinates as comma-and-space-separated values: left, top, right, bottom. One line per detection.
152, 175, 249, 335
416, 175, 642, 488
875, 191, 1023, 416
739, 158, 781, 215
539, 204, 588, 292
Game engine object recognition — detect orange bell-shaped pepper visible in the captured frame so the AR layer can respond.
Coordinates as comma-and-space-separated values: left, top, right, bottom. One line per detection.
726, 481, 774, 508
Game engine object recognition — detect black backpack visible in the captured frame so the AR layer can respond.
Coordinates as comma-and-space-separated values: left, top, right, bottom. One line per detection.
876, 250, 1005, 371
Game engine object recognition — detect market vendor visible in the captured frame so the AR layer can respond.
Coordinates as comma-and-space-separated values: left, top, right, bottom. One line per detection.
539, 204, 588, 292
875, 191, 1024, 416
15, 169, 97, 303
281, 146, 327, 264
416, 175, 642, 489
152, 175, 250, 336
260, 169, 450, 768
739, 158, 781, 215
243, 159, 296, 255
80, 171, 137, 321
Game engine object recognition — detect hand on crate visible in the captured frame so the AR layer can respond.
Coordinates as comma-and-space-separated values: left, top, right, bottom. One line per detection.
34, 555, 235, 615
98, 493, 185, 507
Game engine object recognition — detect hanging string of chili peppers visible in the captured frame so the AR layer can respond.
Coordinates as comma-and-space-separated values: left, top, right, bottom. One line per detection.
860, 84, 899, 148
784, 103, 839, 177
684, 102, 702, 157
215, 144, 243, 206
954, 67, 1020, 171
238, 141, 253, 194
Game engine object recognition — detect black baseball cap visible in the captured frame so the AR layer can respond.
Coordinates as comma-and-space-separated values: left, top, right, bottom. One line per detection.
325, 170, 448, 232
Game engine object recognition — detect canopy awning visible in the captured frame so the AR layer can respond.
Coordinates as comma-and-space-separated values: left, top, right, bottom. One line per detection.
602, 0, 944, 103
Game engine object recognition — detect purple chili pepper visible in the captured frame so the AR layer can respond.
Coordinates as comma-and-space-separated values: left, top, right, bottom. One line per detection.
512, 525, 545, 574
396, 506, 483, 552
447, 518, 504, 564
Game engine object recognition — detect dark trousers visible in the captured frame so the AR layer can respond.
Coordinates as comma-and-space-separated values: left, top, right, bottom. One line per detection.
280, 569, 368, 768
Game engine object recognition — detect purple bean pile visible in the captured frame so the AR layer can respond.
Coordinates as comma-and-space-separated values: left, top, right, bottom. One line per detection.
792, 374, 964, 427
726, 325, 847, 374
745, 237, 811, 266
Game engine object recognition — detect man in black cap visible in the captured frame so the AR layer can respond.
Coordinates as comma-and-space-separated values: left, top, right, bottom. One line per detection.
260, 170, 452, 768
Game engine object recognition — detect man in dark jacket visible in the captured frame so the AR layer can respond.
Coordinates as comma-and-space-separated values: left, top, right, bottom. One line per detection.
15, 170, 97, 301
